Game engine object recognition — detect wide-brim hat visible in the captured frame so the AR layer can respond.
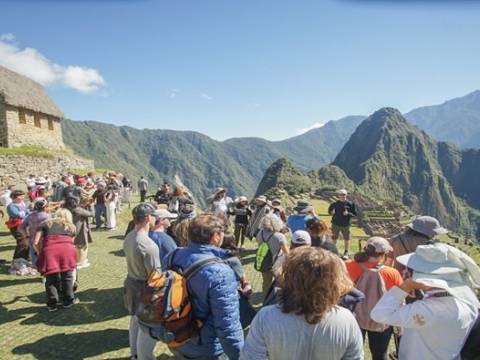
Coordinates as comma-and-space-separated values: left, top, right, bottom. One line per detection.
214, 187, 226, 195
256, 195, 267, 203
238, 196, 248, 202
407, 215, 448, 238
35, 177, 47, 185
152, 208, 178, 220
396, 244, 462, 274
293, 200, 313, 214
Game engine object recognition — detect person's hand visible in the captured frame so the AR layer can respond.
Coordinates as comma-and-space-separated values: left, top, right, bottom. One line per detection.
399, 278, 432, 293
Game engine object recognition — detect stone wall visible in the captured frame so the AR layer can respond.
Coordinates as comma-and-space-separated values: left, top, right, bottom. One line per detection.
5, 104, 64, 149
0, 154, 94, 188
0, 98, 7, 148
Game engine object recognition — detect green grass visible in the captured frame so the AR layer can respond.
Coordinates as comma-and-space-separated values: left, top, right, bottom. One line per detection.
0, 145, 59, 159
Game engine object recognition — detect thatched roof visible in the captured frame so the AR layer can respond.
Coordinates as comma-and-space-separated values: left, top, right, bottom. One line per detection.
0, 65, 63, 118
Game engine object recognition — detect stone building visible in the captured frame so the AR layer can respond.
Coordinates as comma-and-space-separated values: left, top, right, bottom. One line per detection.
0, 65, 65, 149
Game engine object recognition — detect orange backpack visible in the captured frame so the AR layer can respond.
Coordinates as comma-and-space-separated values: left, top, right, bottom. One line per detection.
136, 256, 219, 348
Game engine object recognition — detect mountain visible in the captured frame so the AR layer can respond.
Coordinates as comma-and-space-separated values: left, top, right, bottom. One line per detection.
62, 115, 363, 205
405, 90, 480, 149
333, 107, 477, 236
255, 158, 312, 198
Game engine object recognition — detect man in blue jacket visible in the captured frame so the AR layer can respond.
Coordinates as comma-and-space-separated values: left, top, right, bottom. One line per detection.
167, 213, 244, 360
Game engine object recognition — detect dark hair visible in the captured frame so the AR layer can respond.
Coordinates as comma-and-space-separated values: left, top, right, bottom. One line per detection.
279, 247, 352, 324
221, 233, 239, 256
353, 244, 384, 263
188, 213, 225, 244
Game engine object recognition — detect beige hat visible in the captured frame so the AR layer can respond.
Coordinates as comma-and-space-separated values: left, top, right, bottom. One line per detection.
337, 189, 348, 195
238, 196, 248, 202
256, 195, 267, 203
152, 208, 178, 219
367, 236, 393, 253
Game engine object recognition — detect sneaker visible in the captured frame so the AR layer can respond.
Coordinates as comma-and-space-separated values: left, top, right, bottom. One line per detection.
47, 304, 58, 312
62, 298, 80, 308
77, 261, 91, 269
341, 250, 349, 260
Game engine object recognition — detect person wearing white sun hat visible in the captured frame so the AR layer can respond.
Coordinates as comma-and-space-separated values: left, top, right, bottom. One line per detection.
371, 243, 480, 360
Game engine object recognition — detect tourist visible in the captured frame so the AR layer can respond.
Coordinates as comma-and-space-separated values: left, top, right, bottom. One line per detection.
168, 184, 195, 214
210, 187, 233, 218
167, 213, 244, 360
287, 200, 314, 233
305, 216, 339, 255
0, 185, 14, 208
246, 195, 269, 239
257, 213, 289, 295
65, 195, 94, 269
104, 184, 118, 230
6, 190, 29, 260
231, 196, 251, 249
52, 176, 68, 202
137, 176, 149, 202
271, 198, 287, 223
241, 247, 363, 360
170, 203, 196, 246
33, 208, 78, 312
153, 182, 171, 205
371, 243, 480, 360
148, 208, 178, 270
328, 189, 357, 257
93, 182, 107, 230
25, 174, 36, 190
345, 237, 402, 360
19, 198, 50, 265
123, 203, 160, 360
389, 215, 447, 272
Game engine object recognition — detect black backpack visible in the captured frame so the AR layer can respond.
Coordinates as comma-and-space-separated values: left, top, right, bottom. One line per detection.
461, 312, 480, 360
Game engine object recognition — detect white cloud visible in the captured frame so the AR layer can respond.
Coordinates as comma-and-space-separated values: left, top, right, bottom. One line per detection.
0, 34, 106, 94
296, 122, 325, 135
200, 92, 213, 100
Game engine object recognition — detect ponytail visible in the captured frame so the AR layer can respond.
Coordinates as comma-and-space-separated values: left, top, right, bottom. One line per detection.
353, 244, 383, 263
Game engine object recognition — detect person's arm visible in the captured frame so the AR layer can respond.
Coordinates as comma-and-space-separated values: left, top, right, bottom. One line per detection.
279, 234, 289, 255
328, 202, 335, 215
33, 229, 43, 253
371, 279, 435, 328
240, 309, 267, 360
209, 268, 244, 360
73, 205, 95, 218
349, 202, 357, 217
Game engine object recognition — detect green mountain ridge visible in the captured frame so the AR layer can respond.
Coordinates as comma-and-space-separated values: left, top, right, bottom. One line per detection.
62, 115, 364, 205
405, 90, 480, 149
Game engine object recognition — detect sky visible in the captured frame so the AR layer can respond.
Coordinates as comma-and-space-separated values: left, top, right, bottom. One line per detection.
1, 0, 480, 141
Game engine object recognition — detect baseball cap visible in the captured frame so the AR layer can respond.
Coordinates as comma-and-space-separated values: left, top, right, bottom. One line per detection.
132, 203, 155, 220
366, 236, 393, 253
292, 230, 312, 246
152, 208, 178, 219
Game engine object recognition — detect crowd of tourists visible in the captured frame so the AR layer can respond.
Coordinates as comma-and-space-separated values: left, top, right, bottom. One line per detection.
2, 176, 480, 360
0, 171, 132, 310
122, 185, 480, 360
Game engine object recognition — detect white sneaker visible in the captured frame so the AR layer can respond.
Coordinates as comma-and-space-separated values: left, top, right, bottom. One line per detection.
77, 261, 91, 269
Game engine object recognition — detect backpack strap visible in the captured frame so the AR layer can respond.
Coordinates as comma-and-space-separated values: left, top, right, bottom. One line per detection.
259, 229, 275, 244
398, 234, 410, 254
183, 256, 221, 280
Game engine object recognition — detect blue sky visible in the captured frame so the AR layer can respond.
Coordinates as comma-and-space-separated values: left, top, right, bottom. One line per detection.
1, 0, 480, 140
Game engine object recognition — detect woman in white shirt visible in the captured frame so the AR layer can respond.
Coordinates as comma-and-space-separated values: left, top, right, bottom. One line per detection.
371, 243, 480, 360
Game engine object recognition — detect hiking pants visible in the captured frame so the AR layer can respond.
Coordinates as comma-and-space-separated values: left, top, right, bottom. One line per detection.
45, 270, 75, 306
234, 223, 247, 247
361, 327, 393, 360
140, 190, 147, 203
129, 315, 157, 360
11, 227, 29, 260
95, 203, 106, 228
261, 271, 274, 297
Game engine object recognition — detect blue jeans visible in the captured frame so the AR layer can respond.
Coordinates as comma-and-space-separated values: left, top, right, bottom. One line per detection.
95, 203, 106, 228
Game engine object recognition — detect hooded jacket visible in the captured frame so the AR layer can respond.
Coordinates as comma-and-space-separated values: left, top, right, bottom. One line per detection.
167, 243, 244, 360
